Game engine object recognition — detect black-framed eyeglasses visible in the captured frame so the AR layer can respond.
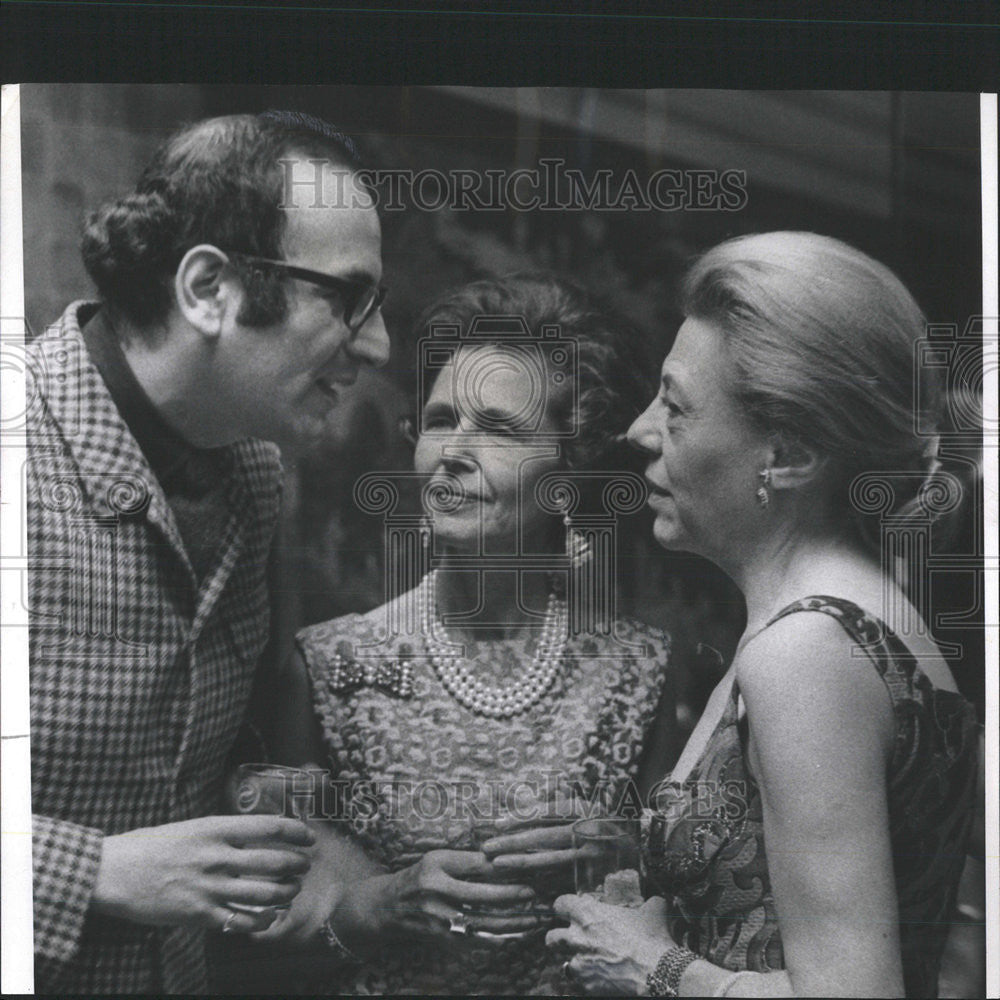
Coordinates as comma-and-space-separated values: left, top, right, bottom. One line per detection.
227, 252, 387, 333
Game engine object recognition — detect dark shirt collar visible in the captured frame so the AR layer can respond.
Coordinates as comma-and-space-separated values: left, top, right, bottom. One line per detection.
81, 308, 231, 491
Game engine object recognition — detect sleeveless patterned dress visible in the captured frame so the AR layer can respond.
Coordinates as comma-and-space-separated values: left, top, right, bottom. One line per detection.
642, 596, 979, 999
298, 585, 671, 995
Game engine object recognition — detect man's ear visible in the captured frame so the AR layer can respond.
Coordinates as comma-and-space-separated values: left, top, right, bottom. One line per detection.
174, 245, 233, 338
769, 435, 828, 491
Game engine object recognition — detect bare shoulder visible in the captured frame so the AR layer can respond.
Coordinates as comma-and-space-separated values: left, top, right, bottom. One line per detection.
736, 610, 896, 755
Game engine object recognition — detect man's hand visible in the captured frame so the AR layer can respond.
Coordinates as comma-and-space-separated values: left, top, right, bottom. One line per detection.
91, 815, 315, 935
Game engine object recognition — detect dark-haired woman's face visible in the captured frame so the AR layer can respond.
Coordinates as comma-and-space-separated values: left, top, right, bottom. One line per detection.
414, 346, 562, 554
627, 317, 771, 559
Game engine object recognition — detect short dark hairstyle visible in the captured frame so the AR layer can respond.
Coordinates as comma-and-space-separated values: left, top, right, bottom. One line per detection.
81, 111, 360, 330
415, 272, 654, 474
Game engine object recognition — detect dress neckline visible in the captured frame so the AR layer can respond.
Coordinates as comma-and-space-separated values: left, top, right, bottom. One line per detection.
666, 594, 967, 790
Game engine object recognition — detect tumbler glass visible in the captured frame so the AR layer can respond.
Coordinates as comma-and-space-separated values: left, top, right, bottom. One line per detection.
572, 817, 642, 905
230, 762, 319, 915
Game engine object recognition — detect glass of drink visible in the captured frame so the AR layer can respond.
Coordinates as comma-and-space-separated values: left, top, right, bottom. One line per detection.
572, 817, 642, 905
461, 813, 576, 941
230, 763, 319, 915
235, 762, 320, 821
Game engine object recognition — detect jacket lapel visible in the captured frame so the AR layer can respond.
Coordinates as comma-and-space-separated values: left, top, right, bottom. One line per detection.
39, 303, 196, 589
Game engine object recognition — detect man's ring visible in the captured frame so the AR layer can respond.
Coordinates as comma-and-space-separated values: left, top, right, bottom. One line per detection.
562, 960, 575, 980
448, 911, 469, 935
221, 910, 240, 935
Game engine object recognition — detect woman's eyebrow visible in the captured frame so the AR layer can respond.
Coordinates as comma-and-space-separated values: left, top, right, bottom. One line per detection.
421, 400, 531, 433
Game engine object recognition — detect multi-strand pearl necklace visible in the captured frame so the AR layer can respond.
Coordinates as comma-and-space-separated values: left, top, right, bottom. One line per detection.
419, 570, 568, 719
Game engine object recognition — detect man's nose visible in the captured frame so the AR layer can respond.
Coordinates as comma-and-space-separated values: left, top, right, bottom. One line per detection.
350, 310, 390, 369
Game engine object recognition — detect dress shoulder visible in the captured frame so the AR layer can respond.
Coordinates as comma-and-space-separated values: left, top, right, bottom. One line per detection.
296, 587, 420, 668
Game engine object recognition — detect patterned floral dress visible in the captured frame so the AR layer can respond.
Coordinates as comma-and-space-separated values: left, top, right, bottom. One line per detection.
642, 597, 979, 999
298, 585, 671, 995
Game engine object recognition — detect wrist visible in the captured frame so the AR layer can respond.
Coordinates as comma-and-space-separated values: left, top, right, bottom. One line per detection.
645, 946, 699, 997
680, 958, 737, 997
326, 874, 391, 955
90, 833, 131, 919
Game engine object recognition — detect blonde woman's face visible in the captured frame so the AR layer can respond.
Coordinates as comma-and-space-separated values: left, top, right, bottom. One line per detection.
627, 317, 771, 559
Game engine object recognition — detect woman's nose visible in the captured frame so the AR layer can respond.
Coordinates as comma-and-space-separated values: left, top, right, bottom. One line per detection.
627, 404, 660, 455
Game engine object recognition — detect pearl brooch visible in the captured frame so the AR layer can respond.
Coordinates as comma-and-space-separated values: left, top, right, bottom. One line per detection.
327, 640, 414, 698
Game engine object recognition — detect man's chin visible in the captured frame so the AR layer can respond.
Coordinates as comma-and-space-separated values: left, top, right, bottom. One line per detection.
260, 419, 329, 458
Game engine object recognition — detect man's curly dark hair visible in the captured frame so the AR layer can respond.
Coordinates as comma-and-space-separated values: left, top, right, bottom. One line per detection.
81, 111, 360, 331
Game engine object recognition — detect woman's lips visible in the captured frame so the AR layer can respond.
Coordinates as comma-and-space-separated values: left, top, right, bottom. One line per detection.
432, 482, 490, 506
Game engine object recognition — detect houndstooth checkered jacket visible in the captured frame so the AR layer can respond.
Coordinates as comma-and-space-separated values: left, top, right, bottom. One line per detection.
27, 302, 284, 993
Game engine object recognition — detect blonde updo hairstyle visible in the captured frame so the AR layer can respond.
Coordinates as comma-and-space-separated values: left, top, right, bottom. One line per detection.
681, 231, 944, 553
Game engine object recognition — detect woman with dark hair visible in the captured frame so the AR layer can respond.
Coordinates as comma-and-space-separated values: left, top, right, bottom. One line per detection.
274, 274, 675, 994
546, 232, 979, 998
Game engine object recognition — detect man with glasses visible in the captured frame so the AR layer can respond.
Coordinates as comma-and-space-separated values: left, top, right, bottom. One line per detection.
27, 111, 390, 993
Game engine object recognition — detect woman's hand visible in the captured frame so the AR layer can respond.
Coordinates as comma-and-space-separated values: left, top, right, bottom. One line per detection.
546, 894, 674, 995
91, 815, 314, 935
351, 849, 541, 946
479, 820, 582, 888
477, 789, 588, 888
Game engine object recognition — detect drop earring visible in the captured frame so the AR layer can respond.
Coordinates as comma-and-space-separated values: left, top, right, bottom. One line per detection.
756, 468, 772, 508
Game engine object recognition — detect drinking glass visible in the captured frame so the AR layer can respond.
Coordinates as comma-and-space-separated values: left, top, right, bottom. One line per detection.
462, 814, 574, 941
230, 762, 319, 915
235, 762, 320, 821
572, 817, 642, 905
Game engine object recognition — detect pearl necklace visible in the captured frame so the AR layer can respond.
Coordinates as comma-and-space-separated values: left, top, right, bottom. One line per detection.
419, 570, 568, 719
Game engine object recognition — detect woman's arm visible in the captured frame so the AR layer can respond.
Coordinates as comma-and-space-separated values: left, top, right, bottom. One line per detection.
682, 613, 901, 997
548, 612, 903, 997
